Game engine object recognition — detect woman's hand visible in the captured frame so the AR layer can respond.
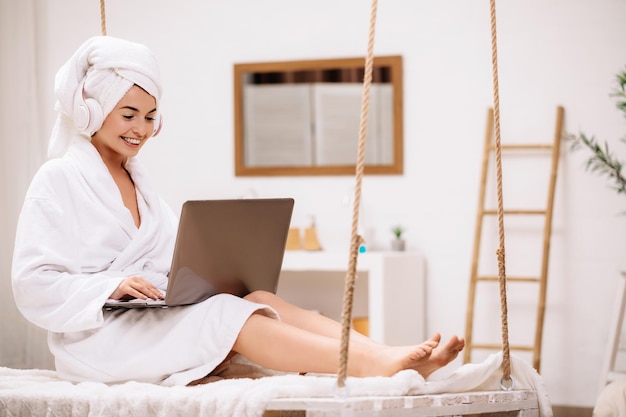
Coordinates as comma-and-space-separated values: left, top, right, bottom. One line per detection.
109, 276, 164, 300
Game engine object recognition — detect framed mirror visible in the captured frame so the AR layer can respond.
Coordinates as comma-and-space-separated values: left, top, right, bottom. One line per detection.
234, 55, 403, 176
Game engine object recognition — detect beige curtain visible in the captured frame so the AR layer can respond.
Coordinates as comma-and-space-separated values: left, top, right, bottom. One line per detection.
0, 0, 54, 369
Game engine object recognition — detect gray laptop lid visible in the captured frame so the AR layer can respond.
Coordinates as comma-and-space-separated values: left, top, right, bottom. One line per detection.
165, 198, 294, 305
105, 198, 294, 309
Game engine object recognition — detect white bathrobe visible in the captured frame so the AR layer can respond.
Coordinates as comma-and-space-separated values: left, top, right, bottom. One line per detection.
12, 138, 276, 386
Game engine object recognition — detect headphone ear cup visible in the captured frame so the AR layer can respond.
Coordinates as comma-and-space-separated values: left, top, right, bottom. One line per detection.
73, 81, 104, 135
82, 98, 104, 135
152, 114, 163, 137
73, 101, 90, 132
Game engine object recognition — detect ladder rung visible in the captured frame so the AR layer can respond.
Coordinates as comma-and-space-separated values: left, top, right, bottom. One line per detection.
475, 275, 541, 283
483, 209, 546, 215
469, 343, 535, 352
488, 144, 553, 151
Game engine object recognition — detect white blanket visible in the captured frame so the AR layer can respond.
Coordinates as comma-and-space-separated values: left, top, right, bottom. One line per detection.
0, 353, 552, 417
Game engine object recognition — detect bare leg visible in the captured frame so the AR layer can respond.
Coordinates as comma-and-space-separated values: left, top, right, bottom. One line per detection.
244, 291, 378, 346
237, 291, 465, 378
232, 313, 438, 377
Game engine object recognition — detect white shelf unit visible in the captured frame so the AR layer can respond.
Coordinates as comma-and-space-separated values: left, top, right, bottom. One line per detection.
278, 251, 426, 345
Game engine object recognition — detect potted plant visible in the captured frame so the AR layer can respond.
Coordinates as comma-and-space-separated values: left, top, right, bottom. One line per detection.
566, 67, 626, 192
390, 225, 406, 251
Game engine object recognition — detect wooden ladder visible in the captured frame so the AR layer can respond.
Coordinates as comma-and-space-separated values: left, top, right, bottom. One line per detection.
463, 106, 564, 372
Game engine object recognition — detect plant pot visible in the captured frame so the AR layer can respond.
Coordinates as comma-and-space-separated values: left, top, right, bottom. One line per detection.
391, 238, 405, 252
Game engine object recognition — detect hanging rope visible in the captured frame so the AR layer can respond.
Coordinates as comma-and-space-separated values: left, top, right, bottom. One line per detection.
336, 0, 378, 390
488, 0, 512, 387
99, 0, 107, 36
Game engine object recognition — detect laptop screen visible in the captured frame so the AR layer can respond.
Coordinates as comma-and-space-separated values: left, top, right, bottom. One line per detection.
165, 198, 295, 306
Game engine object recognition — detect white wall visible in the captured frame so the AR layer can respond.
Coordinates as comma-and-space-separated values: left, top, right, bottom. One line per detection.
6, 0, 626, 408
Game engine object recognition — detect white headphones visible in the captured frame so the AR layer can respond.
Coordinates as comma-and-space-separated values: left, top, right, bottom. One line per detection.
73, 78, 163, 136
73, 78, 104, 135
153, 113, 163, 136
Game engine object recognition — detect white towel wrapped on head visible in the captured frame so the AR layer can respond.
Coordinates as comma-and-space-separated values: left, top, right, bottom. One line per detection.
48, 35, 162, 159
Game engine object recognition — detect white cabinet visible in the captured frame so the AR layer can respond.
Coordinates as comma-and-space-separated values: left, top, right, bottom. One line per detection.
278, 251, 426, 345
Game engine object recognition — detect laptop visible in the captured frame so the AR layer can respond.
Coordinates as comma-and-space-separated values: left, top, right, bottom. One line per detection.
104, 198, 294, 309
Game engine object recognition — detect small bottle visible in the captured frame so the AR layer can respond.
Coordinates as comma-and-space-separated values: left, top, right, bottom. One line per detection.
358, 226, 367, 253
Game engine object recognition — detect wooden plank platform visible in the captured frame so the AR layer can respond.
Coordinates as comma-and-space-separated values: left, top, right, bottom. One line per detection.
264, 390, 539, 417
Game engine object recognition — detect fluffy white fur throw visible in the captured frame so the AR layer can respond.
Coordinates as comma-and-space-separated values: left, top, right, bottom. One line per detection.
0, 353, 551, 417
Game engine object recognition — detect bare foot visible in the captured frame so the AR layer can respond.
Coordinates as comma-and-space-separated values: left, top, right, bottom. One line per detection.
413, 333, 465, 379
363, 333, 441, 377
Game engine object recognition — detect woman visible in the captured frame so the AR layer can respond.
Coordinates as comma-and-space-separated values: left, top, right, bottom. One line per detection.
12, 36, 464, 386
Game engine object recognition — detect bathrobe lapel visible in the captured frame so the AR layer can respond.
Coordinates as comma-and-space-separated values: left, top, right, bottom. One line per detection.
12, 138, 177, 333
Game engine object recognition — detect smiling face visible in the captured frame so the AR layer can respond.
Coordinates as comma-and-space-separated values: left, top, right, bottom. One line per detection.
90, 85, 157, 165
